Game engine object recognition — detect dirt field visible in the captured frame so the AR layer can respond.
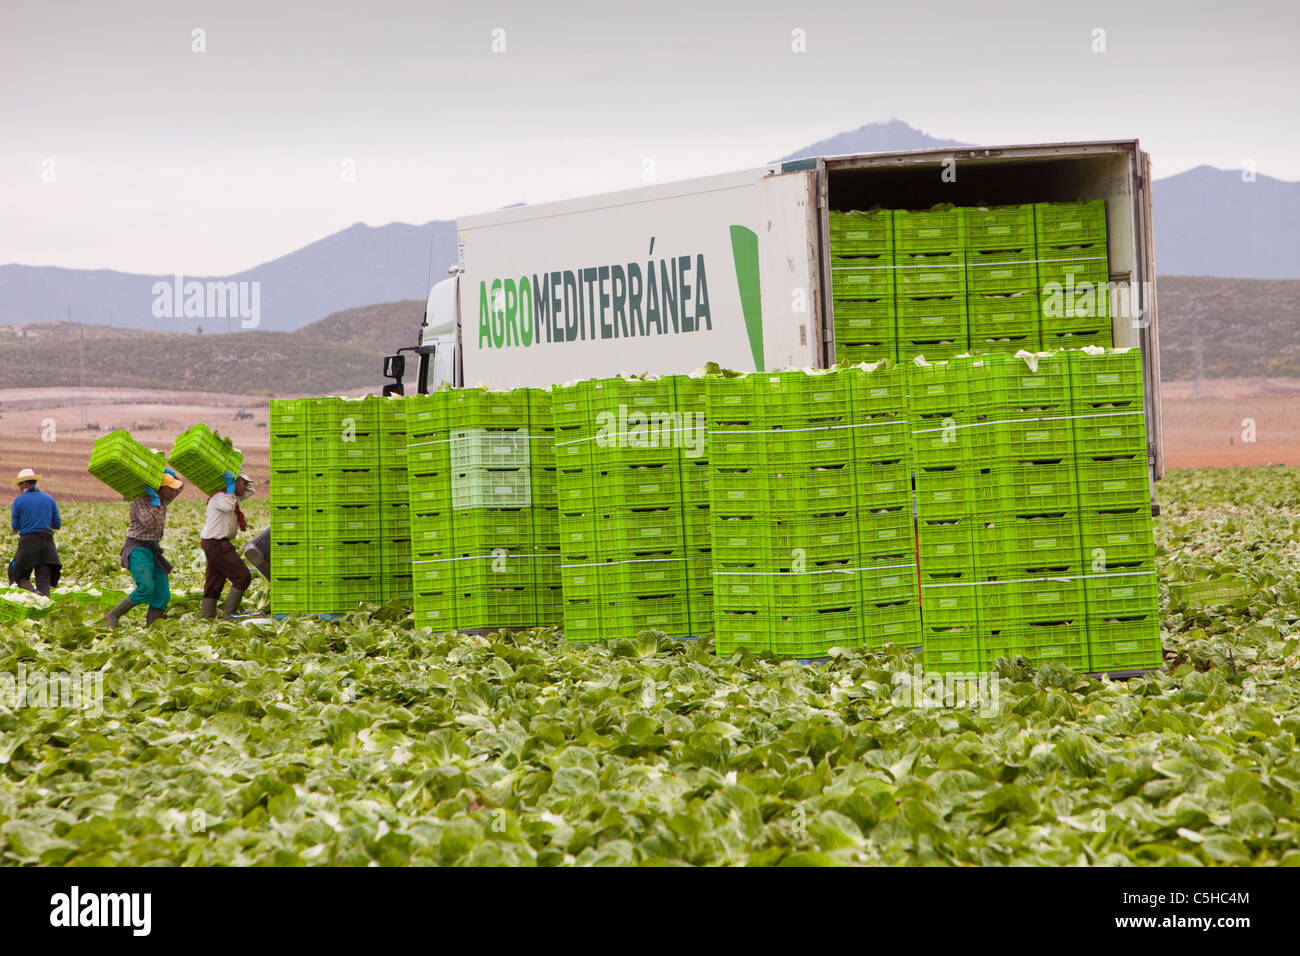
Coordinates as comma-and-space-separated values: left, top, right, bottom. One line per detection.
1, 380, 1296, 501
1160, 378, 1300, 469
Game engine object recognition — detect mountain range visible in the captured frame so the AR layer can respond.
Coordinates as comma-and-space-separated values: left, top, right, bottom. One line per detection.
1, 120, 1296, 334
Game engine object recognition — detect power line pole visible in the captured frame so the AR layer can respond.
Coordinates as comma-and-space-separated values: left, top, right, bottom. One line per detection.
75, 309, 86, 429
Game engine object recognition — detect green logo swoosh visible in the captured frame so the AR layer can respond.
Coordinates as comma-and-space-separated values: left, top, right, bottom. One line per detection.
729, 225, 764, 371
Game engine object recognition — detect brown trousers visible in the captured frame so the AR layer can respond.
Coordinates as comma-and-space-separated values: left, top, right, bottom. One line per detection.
201, 538, 252, 599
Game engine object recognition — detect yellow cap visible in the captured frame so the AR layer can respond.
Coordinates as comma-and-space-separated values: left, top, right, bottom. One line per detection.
159, 474, 184, 491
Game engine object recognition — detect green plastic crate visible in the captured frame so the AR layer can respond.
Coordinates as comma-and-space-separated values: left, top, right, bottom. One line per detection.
855, 418, 913, 465
169, 424, 244, 494
980, 576, 1085, 628
923, 627, 985, 674
453, 509, 533, 552
918, 518, 977, 575
828, 209, 894, 254
308, 505, 382, 542
856, 461, 913, 508
895, 252, 966, 297
1075, 457, 1148, 511
88, 430, 166, 498
830, 258, 895, 299
307, 396, 381, 435
1088, 614, 1162, 673
894, 207, 965, 253
451, 387, 531, 429
982, 460, 1079, 516
1007, 620, 1090, 672
271, 505, 310, 541
269, 398, 308, 435
599, 558, 687, 599
1068, 348, 1143, 409
920, 574, 982, 629
857, 505, 915, 558
974, 418, 1075, 464
1037, 244, 1109, 293
308, 431, 382, 470
449, 428, 531, 471
981, 351, 1072, 417
847, 362, 909, 417
860, 562, 918, 607
896, 295, 967, 342
450, 467, 531, 511
965, 248, 1037, 294
715, 609, 769, 655
455, 553, 535, 593
1085, 567, 1158, 619
865, 601, 921, 648
985, 512, 1081, 575
749, 370, 852, 425
270, 469, 310, 505
833, 297, 895, 341
1079, 508, 1155, 569
914, 466, 978, 520
1035, 200, 1107, 247
405, 392, 449, 438
907, 360, 969, 417
968, 292, 1041, 344
1072, 410, 1147, 458
963, 204, 1035, 251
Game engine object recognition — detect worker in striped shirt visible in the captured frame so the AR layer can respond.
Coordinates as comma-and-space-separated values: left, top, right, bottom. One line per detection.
105, 471, 184, 627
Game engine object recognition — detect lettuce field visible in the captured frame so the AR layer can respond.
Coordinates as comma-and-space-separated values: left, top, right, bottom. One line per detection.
2, 467, 1299, 866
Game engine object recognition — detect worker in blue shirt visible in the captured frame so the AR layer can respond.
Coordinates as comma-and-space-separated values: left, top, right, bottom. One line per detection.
9, 468, 62, 597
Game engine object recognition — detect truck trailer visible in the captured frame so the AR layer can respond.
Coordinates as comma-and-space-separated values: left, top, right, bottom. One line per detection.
383, 139, 1162, 480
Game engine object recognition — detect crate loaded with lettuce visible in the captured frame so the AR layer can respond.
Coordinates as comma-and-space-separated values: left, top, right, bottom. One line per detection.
87, 430, 168, 498
168, 424, 245, 494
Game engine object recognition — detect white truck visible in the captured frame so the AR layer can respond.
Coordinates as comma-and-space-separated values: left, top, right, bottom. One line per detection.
383, 139, 1164, 480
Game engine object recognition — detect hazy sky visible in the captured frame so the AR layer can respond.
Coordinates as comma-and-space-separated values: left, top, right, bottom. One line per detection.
3, 0, 1296, 275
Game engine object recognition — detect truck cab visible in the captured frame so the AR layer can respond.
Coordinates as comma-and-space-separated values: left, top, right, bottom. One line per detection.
383, 269, 461, 395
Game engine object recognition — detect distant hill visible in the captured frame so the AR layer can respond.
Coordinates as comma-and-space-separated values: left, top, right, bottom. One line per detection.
0, 222, 455, 335
2, 121, 1298, 336
1155, 276, 1300, 380
778, 119, 969, 161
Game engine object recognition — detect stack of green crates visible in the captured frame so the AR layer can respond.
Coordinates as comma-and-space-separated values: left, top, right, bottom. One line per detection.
553, 379, 601, 641
557, 376, 691, 641
710, 367, 870, 658
846, 362, 920, 648
268, 397, 386, 613
828, 209, 896, 365
407, 387, 555, 632
909, 356, 987, 670
88, 430, 166, 499
910, 348, 1158, 674
965, 203, 1041, 353
406, 391, 453, 630
828, 201, 1113, 366
306, 397, 384, 612
376, 396, 411, 602
970, 352, 1087, 672
1036, 200, 1111, 349
168, 423, 244, 494
524, 387, 562, 625
676, 374, 713, 638
1069, 348, 1159, 672
894, 208, 968, 361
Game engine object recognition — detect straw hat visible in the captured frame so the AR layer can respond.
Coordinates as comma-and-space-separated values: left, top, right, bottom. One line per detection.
13, 468, 40, 485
